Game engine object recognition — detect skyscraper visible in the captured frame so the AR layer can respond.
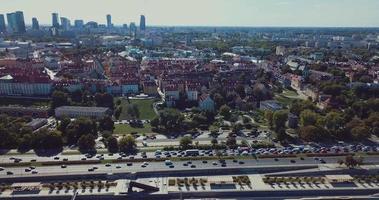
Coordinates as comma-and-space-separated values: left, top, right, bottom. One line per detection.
0, 14, 6, 33
74, 20, 84, 29
52, 13, 59, 28
32, 17, 39, 30
60, 17, 71, 30
140, 15, 146, 31
129, 22, 137, 36
6, 11, 25, 34
106, 14, 112, 28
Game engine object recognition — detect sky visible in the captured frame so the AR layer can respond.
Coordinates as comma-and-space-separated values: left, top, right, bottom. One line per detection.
1, 0, 379, 27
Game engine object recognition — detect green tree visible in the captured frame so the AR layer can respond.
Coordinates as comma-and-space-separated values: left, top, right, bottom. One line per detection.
226, 136, 237, 149
290, 100, 316, 116
99, 116, 114, 132
150, 117, 160, 129
324, 111, 344, 135
119, 134, 137, 153
65, 117, 97, 144
127, 103, 140, 119
77, 134, 96, 153
114, 106, 122, 120
106, 136, 119, 153
95, 93, 114, 109
265, 110, 274, 128
211, 138, 218, 147
219, 105, 231, 119
33, 129, 63, 152
179, 136, 193, 150
17, 133, 33, 153
299, 125, 325, 142
51, 91, 69, 109
273, 110, 288, 131
300, 110, 322, 127
157, 108, 184, 132
351, 126, 370, 141
58, 117, 71, 134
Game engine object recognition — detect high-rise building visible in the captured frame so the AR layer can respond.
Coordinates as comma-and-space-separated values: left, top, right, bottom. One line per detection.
106, 14, 112, 28
60, 17, 71, 30
129, 22, 137, 36
140, 15, 146, 31
0, 14, 6, 33
32, 17, 39, 30
52, 13, 59, 28
6, 11, 25, 34
74, 20, 84, 29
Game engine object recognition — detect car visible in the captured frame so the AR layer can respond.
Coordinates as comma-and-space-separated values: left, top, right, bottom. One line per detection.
93, 166, 98, 170
165, 160, 173, 165
221, 163, 227, 167
238, 161, 245, 164
81, 158, 87, 161
0, 167, 4, 171
63, 158, 68, 161
116, 165, 121, 169
29, 166, 36, 170
30, 159, 37, 162
274, 158, 279, 161
25, 168, 31, 172
127, 162, 133, 166
31, 170, 38, 174
117, 157, 123, 160
61, 165, 67, 168
88, 168, 94, 172
141, 164, 146, 168
169, 165, 174, 168
202, 160, 208, 164
190, 165, 196, 168
105, 163, 111, 167
183, 163, 188, 166
290, 160, 296, 163
54, 156, 60, 160
6, 171, 13, 175
212, 162, 218, 166
320, 159, 326, 164
300, 157, 305, 160
233, 159, 238, 163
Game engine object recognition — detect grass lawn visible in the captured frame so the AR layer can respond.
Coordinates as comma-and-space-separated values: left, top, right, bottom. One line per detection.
274, 89, 301, 106
114, 124, 154, 135
116, 98, 157, 120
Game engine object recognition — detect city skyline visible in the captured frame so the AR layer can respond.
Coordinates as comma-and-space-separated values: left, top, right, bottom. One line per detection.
0, 0, 379, 27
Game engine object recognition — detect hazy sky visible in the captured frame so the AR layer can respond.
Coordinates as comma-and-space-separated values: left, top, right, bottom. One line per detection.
1, 0, 379, 27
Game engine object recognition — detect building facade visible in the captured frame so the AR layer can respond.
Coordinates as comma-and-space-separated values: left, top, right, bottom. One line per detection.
55, 106, 111, 119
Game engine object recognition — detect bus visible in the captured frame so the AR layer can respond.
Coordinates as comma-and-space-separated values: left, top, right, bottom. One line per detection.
185, 149, 199, 156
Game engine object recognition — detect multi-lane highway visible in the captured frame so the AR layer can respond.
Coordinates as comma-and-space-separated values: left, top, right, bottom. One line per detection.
1, 155, 379, 178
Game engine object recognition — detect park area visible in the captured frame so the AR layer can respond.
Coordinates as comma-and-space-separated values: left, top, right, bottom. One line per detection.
115, 98, 157, 120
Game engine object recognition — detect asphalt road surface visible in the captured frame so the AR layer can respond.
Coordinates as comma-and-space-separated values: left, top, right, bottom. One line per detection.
1, 155, 379, 178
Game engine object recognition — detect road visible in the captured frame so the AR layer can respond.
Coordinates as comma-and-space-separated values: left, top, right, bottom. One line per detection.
1, 155, 379, 178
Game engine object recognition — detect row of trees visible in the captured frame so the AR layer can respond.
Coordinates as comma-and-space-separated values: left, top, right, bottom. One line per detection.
51, 90, 114, 110
102, 134, 137, 154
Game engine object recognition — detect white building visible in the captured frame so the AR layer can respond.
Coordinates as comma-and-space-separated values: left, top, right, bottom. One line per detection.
55, 106, 111, 119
